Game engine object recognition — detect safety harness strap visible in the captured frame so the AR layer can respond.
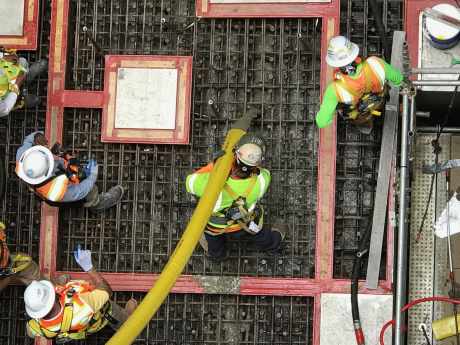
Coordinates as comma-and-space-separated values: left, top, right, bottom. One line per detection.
222, 175, 257, 200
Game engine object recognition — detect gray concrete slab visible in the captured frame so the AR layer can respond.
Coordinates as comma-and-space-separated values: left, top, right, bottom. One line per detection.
320, 293, 392, 345
115, 67, 178, 130
0, 0, 24, 36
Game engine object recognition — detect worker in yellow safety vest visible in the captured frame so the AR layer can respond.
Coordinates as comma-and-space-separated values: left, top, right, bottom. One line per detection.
0, 221, 40, 293
25, 246, 137, 342
315, 36, 405, 133
186, 133, 287, 261
0, 49, 47, 117
15, 132, 124, 211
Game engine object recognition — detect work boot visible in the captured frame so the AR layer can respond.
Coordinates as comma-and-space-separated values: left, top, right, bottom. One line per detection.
271, 223, 288, 241
89, 185, 124, 212
355, 120, 373, 135
26, 59, 48, 84
23, 94, 40, 108
83, 185, 100, 208
124, 298, 138, 316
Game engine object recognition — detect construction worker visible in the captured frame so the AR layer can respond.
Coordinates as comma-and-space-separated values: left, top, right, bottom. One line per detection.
0, 49, 47, 117
15, 131, 123, 211
25, 246, 137, 342
0, 221, 40, 293
315, 36, 405, 132
186, 133, 286, 261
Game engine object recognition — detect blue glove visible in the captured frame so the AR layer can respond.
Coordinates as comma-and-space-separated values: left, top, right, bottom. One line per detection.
74, 245, 93, 272
83, 159, 98, 177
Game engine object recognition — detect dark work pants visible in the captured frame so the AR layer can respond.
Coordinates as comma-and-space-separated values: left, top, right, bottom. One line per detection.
205, 227, 282, 259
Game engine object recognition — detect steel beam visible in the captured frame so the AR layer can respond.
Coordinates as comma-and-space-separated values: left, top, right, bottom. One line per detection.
366, 31, 405, 289
412, 68, 460, 74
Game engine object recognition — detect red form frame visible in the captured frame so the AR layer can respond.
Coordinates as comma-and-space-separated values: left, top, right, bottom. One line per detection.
405, 0, 458, 69
0, 0, 39, 50
37, 1, 394, 345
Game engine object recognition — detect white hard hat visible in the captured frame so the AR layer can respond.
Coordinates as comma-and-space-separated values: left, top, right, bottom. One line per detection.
16, 145, 54, 185
326, 36, 360, 68
24, 280, 56, 319
236, 143, 263, 167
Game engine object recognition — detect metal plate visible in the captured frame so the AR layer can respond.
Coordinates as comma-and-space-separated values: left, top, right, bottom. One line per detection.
320, 293, 393, 345
408, 134, 450, 344
115, 68, 178, 130
0, 0, 24, 36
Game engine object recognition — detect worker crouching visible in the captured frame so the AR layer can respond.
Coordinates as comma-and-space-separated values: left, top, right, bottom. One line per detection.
315, 36, 405, 133
186, 133, 286, 261
15, 132, 124, 211
25, 247, 137, 342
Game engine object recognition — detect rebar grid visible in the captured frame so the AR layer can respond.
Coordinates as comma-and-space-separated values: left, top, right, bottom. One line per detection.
58, 4, 321, 277
333, 0, 404, 279
71, 292, 313, 345
0, 286, 32, 345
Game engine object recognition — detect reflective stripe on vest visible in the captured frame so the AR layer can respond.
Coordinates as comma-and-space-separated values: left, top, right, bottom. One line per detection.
333, 58, 386, 105
0, 58, 23, 98
27, 281, 110, 340
35, 174, 69, 202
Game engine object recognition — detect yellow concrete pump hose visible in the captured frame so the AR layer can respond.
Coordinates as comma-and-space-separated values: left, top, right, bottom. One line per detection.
106, 114, 254, 345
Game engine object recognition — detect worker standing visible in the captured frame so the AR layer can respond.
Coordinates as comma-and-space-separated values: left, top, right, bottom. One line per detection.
25, 246, 137, 342
15, 131, 123, 211
315, 36, 405, 133
186, 133, 286, 261
0, 221, 40, 293
0, 49, 47, 117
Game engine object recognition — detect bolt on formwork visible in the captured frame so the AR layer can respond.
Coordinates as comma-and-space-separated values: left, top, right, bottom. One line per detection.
70, 292, 313, 345
58, 0, 321, 278
333, 0, 404, 279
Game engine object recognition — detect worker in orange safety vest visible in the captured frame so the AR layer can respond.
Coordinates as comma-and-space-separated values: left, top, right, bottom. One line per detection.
25, 246, 137, 342
315, 36, 406, 133
15, 132, 123, 211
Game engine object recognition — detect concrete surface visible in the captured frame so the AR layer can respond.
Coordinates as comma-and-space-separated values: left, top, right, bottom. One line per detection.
115, 67, 178, 130
320, 293, 392, 345
0, 0, 24, 36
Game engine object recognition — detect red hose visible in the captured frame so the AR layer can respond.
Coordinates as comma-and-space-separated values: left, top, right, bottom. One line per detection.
379, 296, 460, 345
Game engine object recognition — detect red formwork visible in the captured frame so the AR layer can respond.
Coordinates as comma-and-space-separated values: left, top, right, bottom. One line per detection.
38, 1, 393, 345
0, 0, 39, 50
405, 0, 458, 68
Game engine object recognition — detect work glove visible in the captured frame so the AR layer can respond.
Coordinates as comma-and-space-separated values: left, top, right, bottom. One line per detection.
83, 159, 98, 177
74, 245, 93, 272
400, 77, 414, 91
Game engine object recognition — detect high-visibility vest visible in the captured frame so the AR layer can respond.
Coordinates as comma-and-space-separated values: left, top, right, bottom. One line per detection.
186, 161, 271, 234
15, 156, 80, 203
27, 281, 111, 342
0, 225, 32, 276
0, 58, 25, 99
332, 56, 386, 105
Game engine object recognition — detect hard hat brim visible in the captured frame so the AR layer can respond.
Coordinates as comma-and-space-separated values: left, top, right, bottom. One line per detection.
326, 42, 359, 68
17, 145, 55, 185
25, 280, 56, 319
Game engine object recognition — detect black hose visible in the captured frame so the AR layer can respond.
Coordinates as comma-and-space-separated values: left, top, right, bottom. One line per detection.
351, 222, 373, 345
368, 0, 389, 60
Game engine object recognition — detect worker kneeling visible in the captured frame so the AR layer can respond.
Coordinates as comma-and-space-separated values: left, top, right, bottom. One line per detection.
15, 131, 123, 211
186, 134, 286, 261
25, 247, 137, 342
315, 36, 404, 133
